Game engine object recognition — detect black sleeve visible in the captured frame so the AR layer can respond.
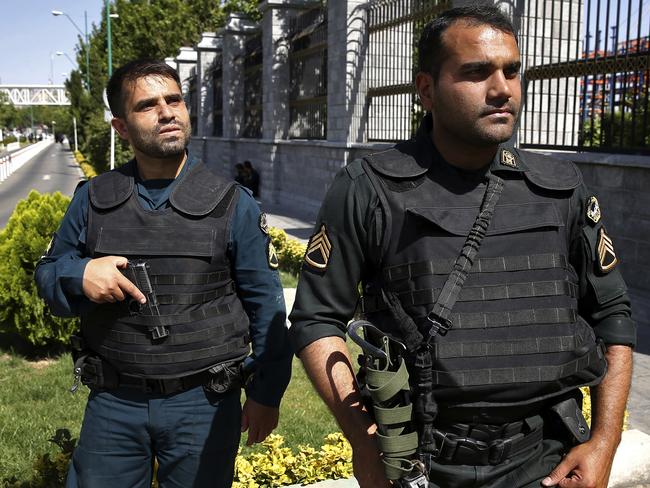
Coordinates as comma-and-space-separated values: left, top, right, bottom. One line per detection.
569, 183, 637, 347
288, 161, 380, 354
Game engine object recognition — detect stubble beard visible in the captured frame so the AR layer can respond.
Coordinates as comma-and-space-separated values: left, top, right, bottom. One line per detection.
130, 122, 191, 159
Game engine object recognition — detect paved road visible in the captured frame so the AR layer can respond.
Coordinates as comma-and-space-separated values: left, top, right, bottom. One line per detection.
0, 142, 84, 229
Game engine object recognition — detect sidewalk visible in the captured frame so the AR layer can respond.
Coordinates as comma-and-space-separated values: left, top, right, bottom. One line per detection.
270, 201, 650, 488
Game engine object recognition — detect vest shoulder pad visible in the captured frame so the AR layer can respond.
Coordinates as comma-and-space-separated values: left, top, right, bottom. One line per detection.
519, 149, 582, 191
345, 159, 366, 180
89, 161, 135, 209
170, 160, 235, 216
364, 142, 429, 179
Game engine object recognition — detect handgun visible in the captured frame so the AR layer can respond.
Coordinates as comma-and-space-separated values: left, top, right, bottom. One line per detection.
121, 261, 167, 339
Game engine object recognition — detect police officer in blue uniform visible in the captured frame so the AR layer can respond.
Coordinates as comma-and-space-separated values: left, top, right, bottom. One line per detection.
35, 59, 292, 488
289, 7, 635, 488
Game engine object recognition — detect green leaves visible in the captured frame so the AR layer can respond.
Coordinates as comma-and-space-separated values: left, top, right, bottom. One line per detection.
0, 191, 78, 348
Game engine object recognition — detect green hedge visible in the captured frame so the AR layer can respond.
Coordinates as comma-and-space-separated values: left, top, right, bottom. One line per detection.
0, 191, 78, 348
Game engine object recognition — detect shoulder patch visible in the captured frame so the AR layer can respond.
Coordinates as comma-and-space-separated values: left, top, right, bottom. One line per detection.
304, 224, 332, 271
259, 213, 269, 234
586, 196, 602, 225
500, 149, 518, 168
518, 150, 582, 191
267, 241, 279, 269
597, 227, 618, 273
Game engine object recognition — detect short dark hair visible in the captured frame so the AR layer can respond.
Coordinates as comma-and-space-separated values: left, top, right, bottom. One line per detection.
417, 6, 516, 81
243, 161, 252, 168
106, 59, 181, 118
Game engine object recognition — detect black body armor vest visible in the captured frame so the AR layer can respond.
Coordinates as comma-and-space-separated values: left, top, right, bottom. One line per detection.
361, 143, 607, 409
82, 160, 250, 379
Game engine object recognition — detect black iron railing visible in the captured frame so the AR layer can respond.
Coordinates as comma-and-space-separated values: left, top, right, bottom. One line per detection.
520, 0, 649, 154
212, 56, 223, 137
288, 6, 328, 139
366, 0, 450, 142
243, 31, 263, 138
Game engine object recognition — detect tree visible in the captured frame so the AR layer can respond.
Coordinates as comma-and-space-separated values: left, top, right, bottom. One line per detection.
68, 0, 260, 171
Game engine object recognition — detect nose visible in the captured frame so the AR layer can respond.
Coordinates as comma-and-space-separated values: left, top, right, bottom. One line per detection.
158, 101, 174, 122
487, 70, 513, 101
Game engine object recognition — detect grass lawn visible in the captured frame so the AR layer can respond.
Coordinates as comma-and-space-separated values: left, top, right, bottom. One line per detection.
0, 345, 346, 483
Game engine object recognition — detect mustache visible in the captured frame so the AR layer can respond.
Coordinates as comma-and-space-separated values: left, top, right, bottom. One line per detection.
157, 122, 186, 134
481, 104, 518, 116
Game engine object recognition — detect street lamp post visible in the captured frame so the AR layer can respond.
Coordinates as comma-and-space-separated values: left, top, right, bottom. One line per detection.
52, 9, 90, 91
56, 51, 77, 69
106, 1, 118, 170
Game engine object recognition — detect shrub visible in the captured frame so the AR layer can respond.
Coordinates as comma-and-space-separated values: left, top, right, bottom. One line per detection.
2, 135, 17, 145
268, 227, 306, 276
0, 191, 78, 348
73, 150, 97, 179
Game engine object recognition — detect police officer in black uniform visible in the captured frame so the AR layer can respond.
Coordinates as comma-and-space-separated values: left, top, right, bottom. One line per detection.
289, 7, 635, 488
36, 60, 292, 487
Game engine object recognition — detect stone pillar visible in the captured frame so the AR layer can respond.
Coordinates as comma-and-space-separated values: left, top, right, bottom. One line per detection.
175, 47, 198, 91
164, 57, 176, 70
222, 14, 257, 138
196, 32, 221, 138
327, 0, 369, 143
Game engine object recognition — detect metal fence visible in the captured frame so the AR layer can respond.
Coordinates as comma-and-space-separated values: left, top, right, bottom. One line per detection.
519, 0, 649, 154
242, 32, 263, 138
212, 55, 223, 137
366, 0, 450, 142
187, 71, 198, 136
288, 6, 328, 139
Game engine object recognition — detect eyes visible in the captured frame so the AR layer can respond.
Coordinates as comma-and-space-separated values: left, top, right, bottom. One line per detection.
461, 63, 521, 80
135, 95, 184, 112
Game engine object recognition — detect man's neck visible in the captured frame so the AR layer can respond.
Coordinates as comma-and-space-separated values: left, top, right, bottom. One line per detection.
134, 151, 187, 180
431, 127, 497, 172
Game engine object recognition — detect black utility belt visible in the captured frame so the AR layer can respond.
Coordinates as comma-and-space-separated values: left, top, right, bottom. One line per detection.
430, 415, 544, 466
72, 352, 244, 396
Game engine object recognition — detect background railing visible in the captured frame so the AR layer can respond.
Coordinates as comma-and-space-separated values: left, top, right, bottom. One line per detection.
242, 31, 263, 138
288, 6, 328, 139
518, 0, 649, 154
366, 0, 450, 142
212, 55, 223, 137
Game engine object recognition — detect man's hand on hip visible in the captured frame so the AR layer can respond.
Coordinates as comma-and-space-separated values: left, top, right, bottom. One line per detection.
241, 398, 279, 446
82, 256, 146, 304
542, 438, 616, 488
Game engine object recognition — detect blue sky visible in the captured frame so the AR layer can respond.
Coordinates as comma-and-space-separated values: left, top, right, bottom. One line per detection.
0, 1, 103, 85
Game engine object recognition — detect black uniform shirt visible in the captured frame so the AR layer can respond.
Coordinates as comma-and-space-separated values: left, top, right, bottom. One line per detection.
289, 116, 636, 354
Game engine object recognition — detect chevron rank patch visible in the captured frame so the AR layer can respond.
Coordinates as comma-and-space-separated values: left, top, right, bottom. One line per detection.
267, 241, 279, 269
500, 149, 518, 168
305, 224, 332, 270
586, 196, 601, 224
597, 227, 618, 273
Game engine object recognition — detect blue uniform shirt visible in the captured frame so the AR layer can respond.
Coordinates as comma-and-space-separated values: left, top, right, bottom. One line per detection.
35, 156, 292, 407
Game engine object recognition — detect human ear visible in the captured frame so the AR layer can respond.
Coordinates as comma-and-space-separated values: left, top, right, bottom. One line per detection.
415, 71, 435, 111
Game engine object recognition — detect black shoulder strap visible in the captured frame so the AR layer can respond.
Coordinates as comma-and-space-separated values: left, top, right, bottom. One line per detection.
425, 173, 505, 337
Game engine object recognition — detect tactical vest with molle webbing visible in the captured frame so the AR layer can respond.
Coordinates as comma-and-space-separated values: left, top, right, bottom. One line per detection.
82, 159, 251, 379
358, 143, 607, 411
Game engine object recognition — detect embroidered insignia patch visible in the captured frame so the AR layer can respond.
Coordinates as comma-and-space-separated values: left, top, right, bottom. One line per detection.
500, 149, 518, 168
597, 227, 618, 273
267, 241, 279, 269
259, 213, 269, 235
305, 224, 332, 270
40, 234, 55, 259
586, 196, 601, 225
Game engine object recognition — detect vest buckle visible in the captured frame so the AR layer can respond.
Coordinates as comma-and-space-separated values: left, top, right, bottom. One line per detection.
149, 326, 169, 340
424, 313, 452, 339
